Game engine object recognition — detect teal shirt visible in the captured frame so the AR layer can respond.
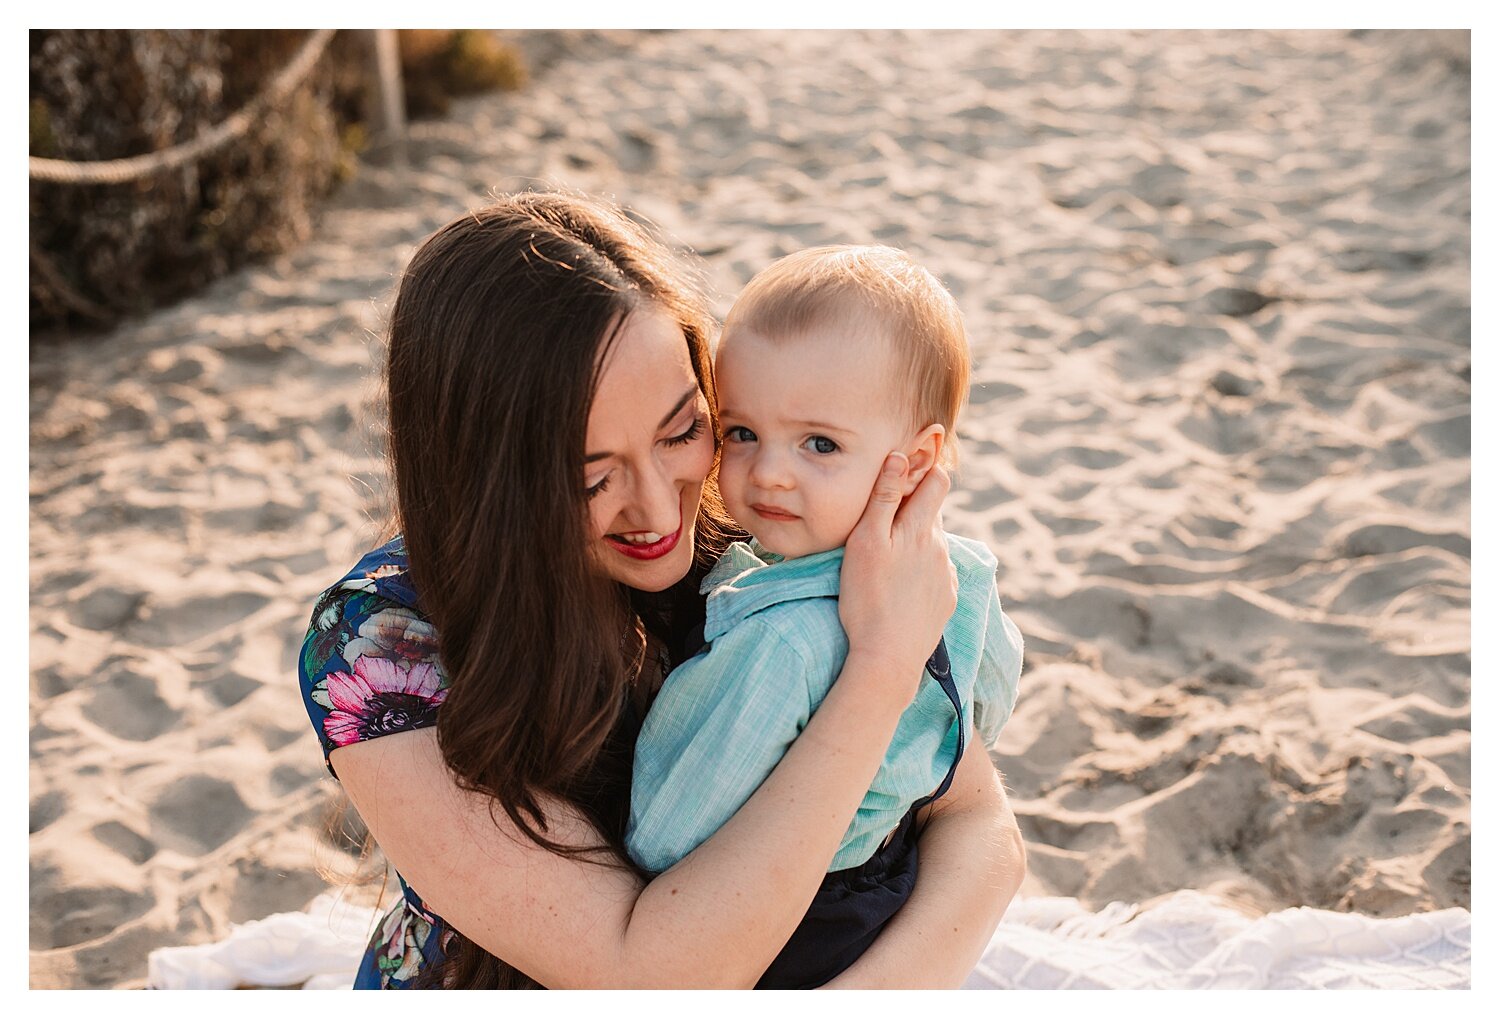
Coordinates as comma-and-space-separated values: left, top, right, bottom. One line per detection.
626, 531, 1024, 874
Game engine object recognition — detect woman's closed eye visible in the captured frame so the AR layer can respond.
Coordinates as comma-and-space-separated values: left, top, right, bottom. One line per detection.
586, 414, 708, 499
663, 414, 707, 447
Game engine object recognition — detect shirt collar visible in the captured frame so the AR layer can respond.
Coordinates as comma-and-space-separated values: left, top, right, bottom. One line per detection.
700, 540, 845, 642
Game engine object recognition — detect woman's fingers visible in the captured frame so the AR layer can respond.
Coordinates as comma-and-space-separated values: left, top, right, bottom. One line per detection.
849, 452, 909, 547
893, 462, 951, 538
838, 453, 958, 688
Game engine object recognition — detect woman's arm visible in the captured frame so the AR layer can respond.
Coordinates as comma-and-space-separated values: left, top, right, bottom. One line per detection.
334, 454, 959, 989
334, 669, 907, 989
820, 726, 1027, 989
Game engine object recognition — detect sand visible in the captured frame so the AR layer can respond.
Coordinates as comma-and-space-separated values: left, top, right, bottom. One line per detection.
28, 29, 1470, 989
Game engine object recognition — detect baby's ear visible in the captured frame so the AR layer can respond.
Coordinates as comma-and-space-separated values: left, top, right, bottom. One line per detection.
900, 425, 946, 496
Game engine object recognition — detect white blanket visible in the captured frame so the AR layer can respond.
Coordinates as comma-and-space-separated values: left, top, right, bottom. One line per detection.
147, 893, 380, 990
963, 891, 1470, 989
146, 890, 1471, 990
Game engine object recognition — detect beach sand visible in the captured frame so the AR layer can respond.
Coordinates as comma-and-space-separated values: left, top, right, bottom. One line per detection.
29, 29, 1470, 988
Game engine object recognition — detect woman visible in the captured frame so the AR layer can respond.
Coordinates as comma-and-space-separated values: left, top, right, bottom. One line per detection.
298, 190, 1026, 988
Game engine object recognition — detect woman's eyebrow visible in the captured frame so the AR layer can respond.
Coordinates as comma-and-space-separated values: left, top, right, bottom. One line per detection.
585, 386, 698, 463
658, 387, 699, 428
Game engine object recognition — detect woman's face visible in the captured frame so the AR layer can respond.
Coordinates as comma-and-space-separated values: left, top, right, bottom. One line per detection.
584, 305, 715, 592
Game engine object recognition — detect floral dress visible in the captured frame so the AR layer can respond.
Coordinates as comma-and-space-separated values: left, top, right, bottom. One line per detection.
298, 537, 457, 988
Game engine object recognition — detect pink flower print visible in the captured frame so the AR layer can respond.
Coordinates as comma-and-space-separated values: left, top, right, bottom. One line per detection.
321, 656, 447, 748
342, 607, 442, 667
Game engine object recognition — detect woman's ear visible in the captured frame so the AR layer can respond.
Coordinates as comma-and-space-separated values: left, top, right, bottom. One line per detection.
900, 424, 946, 496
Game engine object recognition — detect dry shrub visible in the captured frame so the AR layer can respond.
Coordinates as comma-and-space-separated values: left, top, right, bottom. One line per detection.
28, 29, 526, 337
28, 29, 369, 335
398, 29, 526, 119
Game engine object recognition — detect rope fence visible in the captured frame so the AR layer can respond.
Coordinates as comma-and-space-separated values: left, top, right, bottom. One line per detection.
28, 29, 338, 187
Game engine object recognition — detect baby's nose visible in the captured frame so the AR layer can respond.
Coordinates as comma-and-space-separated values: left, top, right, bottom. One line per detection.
749, 449, 794, 490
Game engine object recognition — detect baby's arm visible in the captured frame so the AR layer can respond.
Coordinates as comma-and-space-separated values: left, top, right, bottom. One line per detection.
972, 579, 1024, 748
628, 618, 815, 874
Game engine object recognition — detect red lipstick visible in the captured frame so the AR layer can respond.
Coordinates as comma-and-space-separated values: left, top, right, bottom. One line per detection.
604, 524, 683, 560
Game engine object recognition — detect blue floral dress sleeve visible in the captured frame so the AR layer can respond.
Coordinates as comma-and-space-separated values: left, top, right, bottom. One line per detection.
297, 537, 457, 988
299, 538, 450, 777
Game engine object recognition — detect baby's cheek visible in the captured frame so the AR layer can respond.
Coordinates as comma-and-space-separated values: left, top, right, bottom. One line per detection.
828, 469, 878, 543
716, 456, 747, 504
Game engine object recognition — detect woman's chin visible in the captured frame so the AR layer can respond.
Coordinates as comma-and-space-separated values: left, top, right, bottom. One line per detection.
599, 531, 694, 592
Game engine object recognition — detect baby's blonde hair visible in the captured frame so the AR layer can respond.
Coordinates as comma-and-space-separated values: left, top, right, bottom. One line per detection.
720, 244, 970, 468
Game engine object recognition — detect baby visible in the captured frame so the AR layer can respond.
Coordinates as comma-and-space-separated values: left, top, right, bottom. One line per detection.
626, 245, 1024, 988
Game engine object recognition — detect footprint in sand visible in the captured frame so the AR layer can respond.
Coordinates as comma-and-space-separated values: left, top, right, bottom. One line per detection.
32, 666, 70, 701
217, 857, 335, 927
198, 671, 262, 709
1209, 369, 1261, 398
1423, 840, 1471, 905
1024, 812, 1121, 855
269, 761, 323, 798
1323, 552, 1465, 616
91, 821, 158, 865
32, 871, 154, 951
1355, 697, 1469, 745
203, 500, 303, 534
1335, 521, 1470, 560
132, 591, 271, 648
30, 789, 68, 834
80, 668, 181, 742
68, 587, 147, 631
1014, 445, 1130, 476
1412, 412, 1470, 459
148, 775, 253, 855
1175, 402, 1267, 457
1034, 510, 1104, 538
1197, 659, 1262, 690
1197, 285, 1274, 318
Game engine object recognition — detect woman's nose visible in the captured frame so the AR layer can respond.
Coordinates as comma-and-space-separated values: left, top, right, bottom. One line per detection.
629, 460, 682, 532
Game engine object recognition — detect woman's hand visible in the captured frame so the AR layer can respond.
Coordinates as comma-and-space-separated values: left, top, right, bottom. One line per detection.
839, 453, 958, 692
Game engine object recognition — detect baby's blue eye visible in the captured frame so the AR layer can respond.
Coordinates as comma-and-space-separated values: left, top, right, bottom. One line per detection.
726, 426, 757, 443
804, 436, 839, 455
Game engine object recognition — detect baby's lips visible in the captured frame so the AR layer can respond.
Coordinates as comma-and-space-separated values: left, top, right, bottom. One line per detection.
751, 503, 799, 519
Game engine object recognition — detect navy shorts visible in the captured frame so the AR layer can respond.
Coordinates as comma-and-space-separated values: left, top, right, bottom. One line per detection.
755, 802, 924, 989
755, 638, 964, 990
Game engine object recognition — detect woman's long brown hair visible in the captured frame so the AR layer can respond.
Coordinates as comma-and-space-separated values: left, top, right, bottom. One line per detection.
383, 191, 740, 987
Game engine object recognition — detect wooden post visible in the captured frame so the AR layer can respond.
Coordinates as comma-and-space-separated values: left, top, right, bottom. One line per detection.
365, 29, 407, 166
